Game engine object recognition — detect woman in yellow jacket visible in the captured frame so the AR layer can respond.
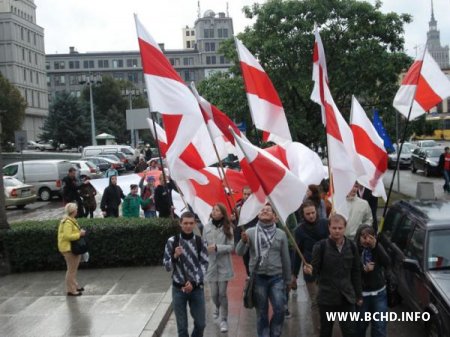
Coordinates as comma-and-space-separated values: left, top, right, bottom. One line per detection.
58, 202, 86, 296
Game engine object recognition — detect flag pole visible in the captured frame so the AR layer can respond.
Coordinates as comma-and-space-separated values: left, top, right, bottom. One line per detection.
149, 111, 189, 213
382, 45, 429, 221
230, 128, 308, 267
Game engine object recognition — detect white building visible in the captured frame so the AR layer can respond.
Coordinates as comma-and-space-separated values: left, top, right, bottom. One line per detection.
0, 0, 48, 141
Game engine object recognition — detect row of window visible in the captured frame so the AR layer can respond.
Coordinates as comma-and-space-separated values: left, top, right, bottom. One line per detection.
47, 72, 144, 87
17, 25, 38, 45
11, 6, 35, 23
203, 28, 229, 39
206, 55, 228, 65
185, 30, 195, 37
21, 67, 42, 86
47, 58, 140, 70
20, 47, 40, 66
18, 86, 43, 109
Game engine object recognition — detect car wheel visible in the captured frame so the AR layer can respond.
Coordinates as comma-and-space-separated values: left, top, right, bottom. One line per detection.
426, 314, 442, 337
39, 187, 51, 201
16, 204, 26, 209
411, 162, 417, 173
424, 165, 430, 177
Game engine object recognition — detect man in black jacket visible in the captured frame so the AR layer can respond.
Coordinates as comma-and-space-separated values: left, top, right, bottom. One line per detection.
304, 213, 362, 337
62, 167, 84, 217
291, 200, 329, 331
100, 175, 125, 217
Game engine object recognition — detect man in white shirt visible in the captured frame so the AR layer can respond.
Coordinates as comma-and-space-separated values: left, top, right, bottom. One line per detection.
345, 182, 373, 240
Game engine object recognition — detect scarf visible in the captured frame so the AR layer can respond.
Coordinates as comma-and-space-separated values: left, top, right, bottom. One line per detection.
256, 221, 277, 263
211, 218, 223, 228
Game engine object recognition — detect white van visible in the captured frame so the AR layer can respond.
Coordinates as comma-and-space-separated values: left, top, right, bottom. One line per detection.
2, 160, 74, 201
82, 145, 136, 161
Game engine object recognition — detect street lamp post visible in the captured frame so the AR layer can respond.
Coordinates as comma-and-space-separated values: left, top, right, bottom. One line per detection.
122, 89, 140, 147
0, 112, 11, 275
80, 74, 102, 146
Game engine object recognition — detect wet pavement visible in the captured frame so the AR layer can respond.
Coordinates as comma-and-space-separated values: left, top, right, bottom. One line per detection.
0, 266, 172, 337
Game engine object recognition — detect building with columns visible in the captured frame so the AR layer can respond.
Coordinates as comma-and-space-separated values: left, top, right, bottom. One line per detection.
0, 0, 48, 141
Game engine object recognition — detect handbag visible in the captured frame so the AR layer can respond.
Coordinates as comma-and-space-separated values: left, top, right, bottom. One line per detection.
71, 237, 88, 255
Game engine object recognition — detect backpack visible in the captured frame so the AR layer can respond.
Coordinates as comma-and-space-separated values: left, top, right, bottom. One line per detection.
172, 234, 203, 260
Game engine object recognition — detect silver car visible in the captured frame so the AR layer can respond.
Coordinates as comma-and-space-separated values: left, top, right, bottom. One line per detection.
388, 143, 418, 169
70, 160, 103, 179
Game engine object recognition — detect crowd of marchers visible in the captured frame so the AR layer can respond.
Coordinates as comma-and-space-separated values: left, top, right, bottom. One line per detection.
57, 160, 388, 337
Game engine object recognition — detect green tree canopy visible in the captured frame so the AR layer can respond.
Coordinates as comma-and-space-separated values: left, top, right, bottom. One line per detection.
41, 91, 90, 147
198, 0, 412, 146
0, 73, 27, 145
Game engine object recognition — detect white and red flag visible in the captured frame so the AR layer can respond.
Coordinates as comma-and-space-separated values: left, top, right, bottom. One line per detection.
350, 96, 387, 200
231, 130, 307, 225
235, 38, 292, 144
135, 15, 208, 183
310, 26, 365, 218
190, 83, 238, 155
393, 48, 450, 120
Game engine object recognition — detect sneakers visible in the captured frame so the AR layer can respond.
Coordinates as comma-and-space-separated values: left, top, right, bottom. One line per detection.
285, 309, 292, 319
213, 308, 219, 320
220, 320, 228, 332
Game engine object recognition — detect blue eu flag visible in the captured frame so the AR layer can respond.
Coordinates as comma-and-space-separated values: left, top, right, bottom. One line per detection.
372, 110, 394, 153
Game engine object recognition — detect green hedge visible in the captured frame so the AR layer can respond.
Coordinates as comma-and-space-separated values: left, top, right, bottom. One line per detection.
4, 217, 179, 272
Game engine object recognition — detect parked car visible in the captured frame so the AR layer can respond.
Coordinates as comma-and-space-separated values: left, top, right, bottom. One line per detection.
82, 156, 125, 173
82, 145, 136, 162
26, 140, 39, 150
388, 143, 418, 169
82, 157, 113, 172
379, 200, 450, 337
411, 147, 444, 176
416, 140, 439, 148
34, 140, 56, 151
70, 160, 103, 179
3, 176, 37, 209
2, 160, 74, 201
97, 152, 133, 170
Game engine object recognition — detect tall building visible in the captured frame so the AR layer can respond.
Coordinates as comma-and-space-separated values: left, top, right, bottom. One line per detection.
0, 0, 48, 141
46, 9, 234, 103
426, 0, 449, 69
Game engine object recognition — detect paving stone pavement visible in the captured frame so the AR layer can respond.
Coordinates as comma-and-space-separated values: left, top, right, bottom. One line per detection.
0, 266, 172, 337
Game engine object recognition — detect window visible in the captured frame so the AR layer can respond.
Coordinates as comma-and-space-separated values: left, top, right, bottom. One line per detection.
35, 53, 38, 65
382, 209, 403, 240
30, 70, 33, 83
27, 30, 30, 42
186, 41, 191, 48
54, 75, 66, 86
206, 56, 216, 65
3, 165, 18, 176
204, 28, 214, 38
186, 30, 190, 37
405, 226, 425, 265
205, 42, 215, 52
183, 57, 194, 66
113, 72, 124, 80
28, 51, 32, 62
126, 59, 138, 68
98, 60, 109, 68
170, 58, 180, 66
218, 28, 228, 38
36, 72, 39, 84
21, 27, 24, 40
183, 70, 195, 81
191, 30, 195, 36
391, 217, 413, 251
33, 33, 36, 45
46, 75, 50, 86
220, 56, 228, 64
69, 61, 80, 69
112, 59, 123, 68
69, 74, 80, 85
127, 72, 139, 83
22, 48, 25, 61
23, 68, 27, 81
83, 60, 94, 69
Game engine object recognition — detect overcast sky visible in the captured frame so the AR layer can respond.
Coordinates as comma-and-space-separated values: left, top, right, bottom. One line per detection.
35, 0, 450, 57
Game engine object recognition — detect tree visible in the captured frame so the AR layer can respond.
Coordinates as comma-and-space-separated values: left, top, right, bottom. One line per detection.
0, 73, 27, 146
41, 91, 90, 147
198, 0, 412, 146
82, 76, 130, 144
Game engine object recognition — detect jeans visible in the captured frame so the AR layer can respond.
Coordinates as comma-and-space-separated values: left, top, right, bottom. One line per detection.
209, 281, 228, 320
319, 302, 357, 337
357, 289, 388, 337
443, 170, 450, 192
305, 281, 320, 331
254, 274, 285, 337
172, 286, 206, 337
144, 210, 157, 218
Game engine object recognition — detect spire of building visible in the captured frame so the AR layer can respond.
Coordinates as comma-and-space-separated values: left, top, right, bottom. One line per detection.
429, 0, 437, 30
426, 0, 449, 69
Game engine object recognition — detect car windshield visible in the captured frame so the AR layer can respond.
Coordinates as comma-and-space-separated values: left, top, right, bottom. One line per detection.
428, 229, 450, 270
425, 148, 443, 157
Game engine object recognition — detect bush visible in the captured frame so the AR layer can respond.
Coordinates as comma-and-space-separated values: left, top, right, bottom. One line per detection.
4, 217, 179, 272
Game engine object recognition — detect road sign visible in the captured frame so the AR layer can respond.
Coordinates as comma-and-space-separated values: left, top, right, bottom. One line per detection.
14, 131, 27, 152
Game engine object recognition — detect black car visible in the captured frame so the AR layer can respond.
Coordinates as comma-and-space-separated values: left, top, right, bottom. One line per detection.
411, 147, 444, 176
379, 200, 450, 337
82, 157, 112, 172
